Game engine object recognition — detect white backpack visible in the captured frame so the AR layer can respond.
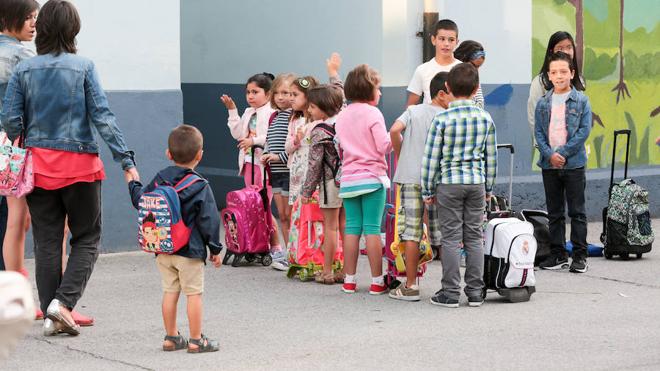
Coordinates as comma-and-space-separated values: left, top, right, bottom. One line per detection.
484, 218, 537, 289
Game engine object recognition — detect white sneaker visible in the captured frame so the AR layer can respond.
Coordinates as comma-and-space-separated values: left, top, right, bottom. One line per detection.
271, 259, 289, 271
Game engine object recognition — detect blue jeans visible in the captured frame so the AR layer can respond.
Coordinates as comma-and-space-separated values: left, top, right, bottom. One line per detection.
541, 168, 588, 259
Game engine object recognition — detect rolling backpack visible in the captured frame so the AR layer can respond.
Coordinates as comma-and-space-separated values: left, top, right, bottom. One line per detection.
601, 130, 654, 260
137, 174, 203, 254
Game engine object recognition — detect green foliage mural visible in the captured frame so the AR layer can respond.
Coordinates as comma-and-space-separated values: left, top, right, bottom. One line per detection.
532, 0, 660, 168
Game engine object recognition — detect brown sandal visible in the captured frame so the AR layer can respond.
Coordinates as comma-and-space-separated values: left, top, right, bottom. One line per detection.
333, 271, 346, 283
315, 272, 335, 285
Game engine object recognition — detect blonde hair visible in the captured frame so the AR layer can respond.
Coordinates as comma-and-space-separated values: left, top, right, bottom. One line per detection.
270, 73, 296, 109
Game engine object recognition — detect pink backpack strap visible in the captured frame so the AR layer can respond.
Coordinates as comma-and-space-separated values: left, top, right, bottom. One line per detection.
268, 111, 278, 127
174, 174, 204, 193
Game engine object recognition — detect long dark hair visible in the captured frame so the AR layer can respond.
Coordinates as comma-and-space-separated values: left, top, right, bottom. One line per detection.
539, 31, 584, 91
35, 0, 80, 55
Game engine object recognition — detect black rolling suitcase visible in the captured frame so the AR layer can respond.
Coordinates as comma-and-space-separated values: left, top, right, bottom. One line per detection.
600, 130, 654, 260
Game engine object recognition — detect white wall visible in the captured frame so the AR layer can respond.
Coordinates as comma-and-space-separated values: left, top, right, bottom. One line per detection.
32, 0, 181, 91
437, 0, 532, 84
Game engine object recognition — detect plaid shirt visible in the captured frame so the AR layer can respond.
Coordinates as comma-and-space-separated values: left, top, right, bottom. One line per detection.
421, 99, 497, 199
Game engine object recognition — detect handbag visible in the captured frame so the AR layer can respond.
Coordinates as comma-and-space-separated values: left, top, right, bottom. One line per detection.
0, 131, 34, 197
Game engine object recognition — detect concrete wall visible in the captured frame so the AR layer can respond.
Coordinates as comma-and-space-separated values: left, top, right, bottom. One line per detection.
181, 0, 659, 226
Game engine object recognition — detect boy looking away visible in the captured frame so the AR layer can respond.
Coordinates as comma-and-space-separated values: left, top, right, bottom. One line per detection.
388, 72, 451, 302
421, 63, 497, 308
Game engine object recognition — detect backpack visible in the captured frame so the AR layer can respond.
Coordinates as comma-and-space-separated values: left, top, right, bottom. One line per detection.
605, 179, 654, 248
137, 174, 204, 254
313, 123, 342, 204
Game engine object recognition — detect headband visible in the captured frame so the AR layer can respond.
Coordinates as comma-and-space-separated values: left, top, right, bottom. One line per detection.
470, 50, 486, 61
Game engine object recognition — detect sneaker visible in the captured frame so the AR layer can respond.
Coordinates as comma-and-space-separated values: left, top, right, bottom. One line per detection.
271, 259, 289, 271
388, 285, 420, 302
341, 282, 357, 293
369, 283, 388, 295
569, 257, 588, 273
429, 292, 459, 308
539, 255, 569, 270
467, 295, 484, 307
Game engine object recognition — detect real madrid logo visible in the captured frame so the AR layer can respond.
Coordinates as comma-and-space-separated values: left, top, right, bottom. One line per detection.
522, 240, 529, 255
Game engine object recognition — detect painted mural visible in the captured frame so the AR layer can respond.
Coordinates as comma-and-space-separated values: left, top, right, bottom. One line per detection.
532, 0, 659, 168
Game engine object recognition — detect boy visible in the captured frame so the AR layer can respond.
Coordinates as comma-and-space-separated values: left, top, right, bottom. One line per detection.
388, 72, 451, 301
129, 125, 222, 353
421, 63, 497, 308
406, 19, 461, 106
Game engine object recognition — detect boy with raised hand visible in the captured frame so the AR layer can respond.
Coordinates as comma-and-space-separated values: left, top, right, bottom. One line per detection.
129, 125, 222, 353
388, 72, 450, 302
421, 63, 497, 308
406, 19, 461, 106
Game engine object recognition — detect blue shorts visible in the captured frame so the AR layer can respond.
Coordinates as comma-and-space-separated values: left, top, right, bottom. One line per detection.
270, 172, 290, 196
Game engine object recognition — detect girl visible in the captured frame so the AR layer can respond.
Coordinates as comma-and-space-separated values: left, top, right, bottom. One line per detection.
285, 76, 320, 207
221, 73, 285, 267
534, 52, 592, 273
300, 85, 345, 284
335, 65, 392, 295
528, 31, 585, 144
1, 0, 138, 336
260, 73, 295, 270
454, 40, 486, 109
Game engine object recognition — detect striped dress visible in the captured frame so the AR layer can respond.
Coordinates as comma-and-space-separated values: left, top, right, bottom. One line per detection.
264, 109, 292, 174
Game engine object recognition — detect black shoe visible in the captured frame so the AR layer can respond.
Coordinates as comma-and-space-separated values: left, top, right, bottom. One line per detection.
539, 255, 569, 270
569, 257, 588, 273
429, 292, 459, 308
467, 295, 484, 307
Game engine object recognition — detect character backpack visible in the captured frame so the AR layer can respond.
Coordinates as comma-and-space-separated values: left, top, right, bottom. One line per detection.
137, 174, 203, 254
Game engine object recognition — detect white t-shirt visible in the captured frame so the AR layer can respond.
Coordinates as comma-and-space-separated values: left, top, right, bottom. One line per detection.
407, 58, 461, 104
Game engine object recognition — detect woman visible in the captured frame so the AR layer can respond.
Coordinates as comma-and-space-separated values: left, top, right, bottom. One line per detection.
1, 0, 139, 336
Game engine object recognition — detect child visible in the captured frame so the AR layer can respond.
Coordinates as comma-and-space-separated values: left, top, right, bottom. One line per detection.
221, 73, 285, 267
129, 125, 222, 353
260, 73, 295, 270
335, 64, 392, 295
527, 31, 585, 145
421, 63, 497, 308
300, 85, 345, 284
406, 19, 461, 106
388, 72, 450, 301
454, 40, 486, 109
534, 52, 592, 273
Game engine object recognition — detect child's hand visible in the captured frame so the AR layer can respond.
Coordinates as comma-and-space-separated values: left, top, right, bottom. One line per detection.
124, 167, 140, 183
260, 154, 279, 164
210, 254, 222, 268
301, 196, 310, 204
326, 52, 342, 77
550, 153, 566, 168
424, 196, 436, 206
220, 94, 236, 110
295, 127, 305, 143
238, 137, 254, 151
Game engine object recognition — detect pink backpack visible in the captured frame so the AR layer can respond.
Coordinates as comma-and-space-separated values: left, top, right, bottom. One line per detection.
221, 162, 273, 267
0, 133, 34, 198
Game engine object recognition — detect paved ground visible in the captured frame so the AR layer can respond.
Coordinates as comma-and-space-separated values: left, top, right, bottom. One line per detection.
2, 219, 660, 371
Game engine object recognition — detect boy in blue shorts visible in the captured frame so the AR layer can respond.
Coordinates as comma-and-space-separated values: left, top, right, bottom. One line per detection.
388, 72, 450, 301
129, 125, 222, 353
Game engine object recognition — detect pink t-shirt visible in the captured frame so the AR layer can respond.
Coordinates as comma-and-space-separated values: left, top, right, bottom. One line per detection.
549, 91, 570, 149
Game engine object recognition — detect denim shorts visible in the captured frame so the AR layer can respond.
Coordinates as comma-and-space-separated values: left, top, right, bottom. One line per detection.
270, 172, 290, 196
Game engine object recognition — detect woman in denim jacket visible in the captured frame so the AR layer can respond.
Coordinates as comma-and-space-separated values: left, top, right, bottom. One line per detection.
534, 52, 592, 274
1, 0, 139, 336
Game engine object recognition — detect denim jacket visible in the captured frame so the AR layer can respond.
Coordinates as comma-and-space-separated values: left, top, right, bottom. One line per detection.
534, 87, 592, 169
0, 34, 35, 111
0, 53, 135, 170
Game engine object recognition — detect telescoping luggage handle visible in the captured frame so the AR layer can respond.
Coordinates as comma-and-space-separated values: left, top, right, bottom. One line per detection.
497, 144, 514, 209
250, 145, 268, 191
609, 129, 631, 198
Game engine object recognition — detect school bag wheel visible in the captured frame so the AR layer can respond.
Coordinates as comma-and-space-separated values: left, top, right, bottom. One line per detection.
245, 254, 257, 263
231, 253, 243, 267
261, 254, 272, 266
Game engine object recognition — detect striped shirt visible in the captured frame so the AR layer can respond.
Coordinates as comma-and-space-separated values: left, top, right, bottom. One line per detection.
421, 99, 497, 199
264, 109, 292, 173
